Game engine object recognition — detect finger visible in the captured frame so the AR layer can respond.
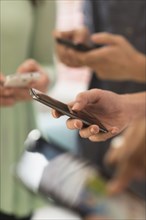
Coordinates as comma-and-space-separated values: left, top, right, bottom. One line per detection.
73, 28, 89, 43
86, 127, 118, 142
13, 88, 31, 101
91, 32, 123, 45
0, 74, 5, 84
66, 118, 83, 130
1, 88, 14, 97
88, 131, 114, 142
51, 109, 62, 118
72, 89, 104, 111
79, 125, 100, 138
0, 97, 15, 106
17, 59, 39, 73
53, 30, 74, 40
85, 215, 107, 220
67, 49, 83, 67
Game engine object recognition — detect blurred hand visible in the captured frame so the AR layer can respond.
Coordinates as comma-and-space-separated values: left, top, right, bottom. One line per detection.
52, 89, 134, 142
105, 119, 146, 195
72, 32, 146, 82
11, 59, 49, 102
84, 215, 107, 220
0, 74, 16, 107
54, 27, 90, 67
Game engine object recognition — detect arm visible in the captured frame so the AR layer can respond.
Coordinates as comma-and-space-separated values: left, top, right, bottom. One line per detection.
105, 119, 146, 194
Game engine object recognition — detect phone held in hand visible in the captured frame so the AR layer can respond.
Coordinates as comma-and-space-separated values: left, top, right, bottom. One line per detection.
4, 72, 40, 87
30, 88, 108, 133
56, 37, 103, 52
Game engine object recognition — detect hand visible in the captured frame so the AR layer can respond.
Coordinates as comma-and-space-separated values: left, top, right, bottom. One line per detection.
52, 89, 134, 142
12, 59, 49, 102
0, 74, 16, 107
105, 119, 146, 195
84, 215, 107, 220
74, 32, 146, 82
54, 27, 90, 67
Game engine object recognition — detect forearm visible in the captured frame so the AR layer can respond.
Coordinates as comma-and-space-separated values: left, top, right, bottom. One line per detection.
121, 92, 146, 122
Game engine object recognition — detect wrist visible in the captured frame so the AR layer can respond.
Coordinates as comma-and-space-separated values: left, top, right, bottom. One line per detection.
121, 92, 146, 123
133, 52, 146, 82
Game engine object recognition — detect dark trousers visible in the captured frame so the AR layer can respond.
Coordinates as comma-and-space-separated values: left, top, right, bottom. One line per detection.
0, 212, 31, 220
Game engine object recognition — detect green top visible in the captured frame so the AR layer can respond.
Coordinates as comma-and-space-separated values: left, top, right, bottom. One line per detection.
0, 0, 56, 217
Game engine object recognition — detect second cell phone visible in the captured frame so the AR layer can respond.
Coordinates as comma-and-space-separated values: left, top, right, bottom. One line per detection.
4, 72, 40, 87
30, 88, 108, 133
56, 37, 103, 52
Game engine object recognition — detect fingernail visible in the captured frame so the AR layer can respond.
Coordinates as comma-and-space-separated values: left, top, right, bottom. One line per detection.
72, 103, 80, 111
74, 121, 82, 129
90, 127, 99, 134
111, 127, 119, 135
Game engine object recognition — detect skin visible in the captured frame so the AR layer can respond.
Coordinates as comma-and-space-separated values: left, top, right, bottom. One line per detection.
52, 89, 146, 142
105, 119, 146, 195
84, 216, 107, 220
0, 59, 49, 107
54, 27, 90, 67
54, 29, 146, 82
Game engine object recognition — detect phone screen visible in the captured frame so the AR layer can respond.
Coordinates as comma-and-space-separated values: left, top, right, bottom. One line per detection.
30, 88, 108, 133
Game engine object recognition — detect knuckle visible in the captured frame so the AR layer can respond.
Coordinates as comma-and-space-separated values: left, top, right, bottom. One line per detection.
101, 32, 110, 38
76, 92, 85, 101
27, 59, 37, 66
115, 35, 125, 43
79, 130, 86, 138
89, 135, 99, 142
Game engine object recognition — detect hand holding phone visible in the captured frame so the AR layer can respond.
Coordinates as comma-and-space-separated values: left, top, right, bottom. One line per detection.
4, 72, 40, 87
56, 38, 103, 52
30, 88, 108, 133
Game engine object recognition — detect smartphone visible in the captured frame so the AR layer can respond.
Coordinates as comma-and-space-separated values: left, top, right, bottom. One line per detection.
56, 37, 103, 52
30, 88, 108, 133
4, 72, 40, 87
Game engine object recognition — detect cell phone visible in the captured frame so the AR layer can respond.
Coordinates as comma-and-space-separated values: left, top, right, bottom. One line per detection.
30, 88, 108, 133
4, 72, 40, 87
56, 37, 103, 52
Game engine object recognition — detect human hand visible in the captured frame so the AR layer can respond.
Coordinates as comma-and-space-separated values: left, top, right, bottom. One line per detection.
105, 119, 146, 195
12, 59, 49, 102
74, 32, 146, 82
0, 74, 16, 107
54, 27, 90, 67
52, 89, 133, 142
84, 215, 107, 220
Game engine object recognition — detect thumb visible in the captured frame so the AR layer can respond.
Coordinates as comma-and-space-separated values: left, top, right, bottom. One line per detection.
17, 59, 39, 73
91, 32, 119, 45
74, 27, 90, 44
0, 73, 5, 82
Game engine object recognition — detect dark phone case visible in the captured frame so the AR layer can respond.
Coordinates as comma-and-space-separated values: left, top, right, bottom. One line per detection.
30, 88, 108, 133
56, 38, 103, 52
